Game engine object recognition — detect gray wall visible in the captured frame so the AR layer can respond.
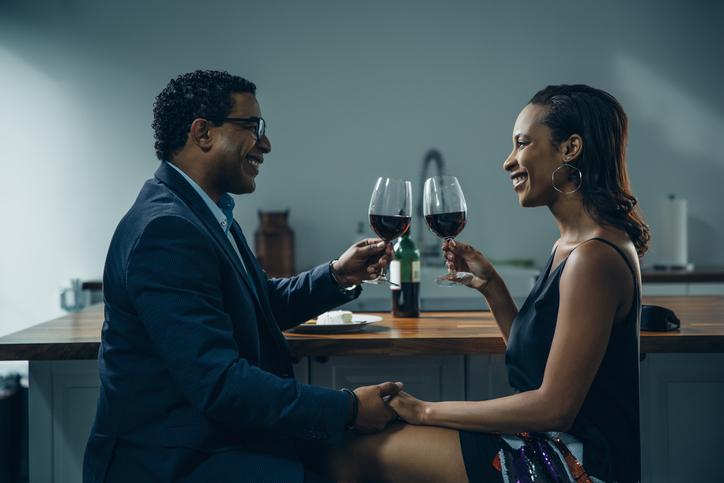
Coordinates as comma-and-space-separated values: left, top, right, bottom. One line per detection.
1, 0, 722, 336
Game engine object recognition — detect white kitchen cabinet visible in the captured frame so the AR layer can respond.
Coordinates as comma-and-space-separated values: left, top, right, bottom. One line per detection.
309, 355, 465, 402
28, 360, 100, 483
25, 344, 724, 482
308, 354, 512, 404
643, 282, 724, 296
465, 354, 515, 401
639, 353, 724, 483
28, 357, 310, 483
689, 283, 724, 295
291, 356, 309, 384
642, 283, 688, 296
466, 353, 724, 482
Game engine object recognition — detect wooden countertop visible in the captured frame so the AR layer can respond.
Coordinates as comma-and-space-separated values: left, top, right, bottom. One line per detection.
1, 296, 723, 360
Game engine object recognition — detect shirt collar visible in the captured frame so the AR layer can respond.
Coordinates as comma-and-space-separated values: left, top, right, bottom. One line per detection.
165, 161, 234, 234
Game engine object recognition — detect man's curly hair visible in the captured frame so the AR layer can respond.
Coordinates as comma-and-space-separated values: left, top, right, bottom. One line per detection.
152, 70, 257, 161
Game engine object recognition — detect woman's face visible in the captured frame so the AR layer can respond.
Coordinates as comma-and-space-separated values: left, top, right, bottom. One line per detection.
503, 103, 564, 207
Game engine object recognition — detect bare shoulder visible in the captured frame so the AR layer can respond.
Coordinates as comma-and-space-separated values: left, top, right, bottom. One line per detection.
562, 235, 638, 320
566, 237, 636, 279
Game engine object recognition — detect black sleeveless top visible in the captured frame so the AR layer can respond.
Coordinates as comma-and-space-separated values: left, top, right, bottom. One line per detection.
505, 238, 641, 482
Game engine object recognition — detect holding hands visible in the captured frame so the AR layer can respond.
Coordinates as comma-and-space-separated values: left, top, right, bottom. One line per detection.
385, 390, 429, 426
349, 382, 430, 431
351, 382, 404, 433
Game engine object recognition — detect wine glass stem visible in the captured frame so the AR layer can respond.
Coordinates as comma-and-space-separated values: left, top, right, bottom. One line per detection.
379, 240, 390, 279
445, 238, 455, 273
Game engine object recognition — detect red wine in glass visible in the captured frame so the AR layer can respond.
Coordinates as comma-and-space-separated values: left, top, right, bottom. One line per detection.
423, 175, 475, 286
424, 211, 466, 239
369, 215, 411, 241
364, 178, 413, 286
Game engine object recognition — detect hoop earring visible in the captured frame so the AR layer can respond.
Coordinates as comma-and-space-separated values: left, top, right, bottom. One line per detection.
552, 162, 582, 194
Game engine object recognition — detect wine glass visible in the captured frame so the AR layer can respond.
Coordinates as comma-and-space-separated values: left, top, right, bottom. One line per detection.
423, 175, 475, 286
365, 177, 412, 286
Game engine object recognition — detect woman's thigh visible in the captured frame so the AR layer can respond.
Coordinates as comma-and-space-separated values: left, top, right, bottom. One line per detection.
320, 421, 470, 483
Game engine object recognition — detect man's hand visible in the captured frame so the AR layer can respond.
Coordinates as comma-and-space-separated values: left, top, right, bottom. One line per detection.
331, 238, 393, 287
350, 382, 403, 433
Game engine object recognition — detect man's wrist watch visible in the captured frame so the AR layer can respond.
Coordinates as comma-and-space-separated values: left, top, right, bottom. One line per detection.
329, 260, 357, 293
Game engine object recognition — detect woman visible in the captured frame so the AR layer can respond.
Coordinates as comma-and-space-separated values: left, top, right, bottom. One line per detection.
319, 85, 649, 483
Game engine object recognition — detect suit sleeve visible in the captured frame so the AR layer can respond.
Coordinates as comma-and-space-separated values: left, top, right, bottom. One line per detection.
265, 263, 362, 331
125, 215, 349, 444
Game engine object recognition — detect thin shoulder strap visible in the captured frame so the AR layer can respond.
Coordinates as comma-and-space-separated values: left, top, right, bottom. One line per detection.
572, 238, 641, 329
572, 237, 636, 276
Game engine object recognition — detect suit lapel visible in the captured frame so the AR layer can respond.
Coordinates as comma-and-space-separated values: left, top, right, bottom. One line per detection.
154, 163, 261, 307
229, 224, 265, 304
207, 221, 260, 305
154, 162, 292, 375
231, 223, 294, 375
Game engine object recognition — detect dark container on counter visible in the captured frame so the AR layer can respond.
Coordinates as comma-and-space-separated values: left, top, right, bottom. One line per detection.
255, 210, 295, 278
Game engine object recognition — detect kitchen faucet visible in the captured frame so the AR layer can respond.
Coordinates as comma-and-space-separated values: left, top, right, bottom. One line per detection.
417, 149, 446, 266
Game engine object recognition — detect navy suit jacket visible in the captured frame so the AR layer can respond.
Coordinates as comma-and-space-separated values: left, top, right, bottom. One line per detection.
83, 162, 359, 482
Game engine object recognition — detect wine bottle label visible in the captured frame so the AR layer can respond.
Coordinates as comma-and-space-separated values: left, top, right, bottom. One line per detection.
411, 260, 420, 283
389, 260, 402, 290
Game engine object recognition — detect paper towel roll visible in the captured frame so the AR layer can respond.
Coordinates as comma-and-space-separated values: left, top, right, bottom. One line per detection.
658, 196, 687, 267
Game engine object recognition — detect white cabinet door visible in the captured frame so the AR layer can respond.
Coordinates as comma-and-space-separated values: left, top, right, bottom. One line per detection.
643, 282, 724, 296
29, 360, 100, 483
29, 353, 724, 482
292, 357, 309, 384
688, 283, 724, 295
642, 283, 687, 296
640, 354, 724, 482
309, 355, 465, 402
465, 354, 514, 401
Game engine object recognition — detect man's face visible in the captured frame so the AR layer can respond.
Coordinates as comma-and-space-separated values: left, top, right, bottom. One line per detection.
207, 92, 271, 198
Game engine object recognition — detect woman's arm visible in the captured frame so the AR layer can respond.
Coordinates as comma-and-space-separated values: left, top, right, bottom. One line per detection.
390, 241, 634, 433
443, 240, 519, 342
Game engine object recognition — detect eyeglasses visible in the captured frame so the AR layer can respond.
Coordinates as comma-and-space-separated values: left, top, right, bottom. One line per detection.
200, 117, 266, 141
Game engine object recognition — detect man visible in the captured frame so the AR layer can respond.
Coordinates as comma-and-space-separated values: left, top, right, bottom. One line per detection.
83, 70, 401, 482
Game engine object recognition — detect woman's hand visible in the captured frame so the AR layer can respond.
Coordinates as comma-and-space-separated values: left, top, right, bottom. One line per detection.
386, 391, 431, 426
442, 240, 497, 293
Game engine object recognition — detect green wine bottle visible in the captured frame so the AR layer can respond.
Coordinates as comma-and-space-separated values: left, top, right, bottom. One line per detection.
390, 231, 420, 317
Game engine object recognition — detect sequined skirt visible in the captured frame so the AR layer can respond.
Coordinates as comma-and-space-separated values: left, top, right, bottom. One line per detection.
459, 431, 607, 483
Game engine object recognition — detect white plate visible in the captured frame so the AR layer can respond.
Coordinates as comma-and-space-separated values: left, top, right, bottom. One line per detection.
289, 314, 383, 334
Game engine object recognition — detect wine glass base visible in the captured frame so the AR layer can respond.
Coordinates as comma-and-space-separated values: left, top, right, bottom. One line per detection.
362, 278, 399, 287
435, 271, 475, 287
